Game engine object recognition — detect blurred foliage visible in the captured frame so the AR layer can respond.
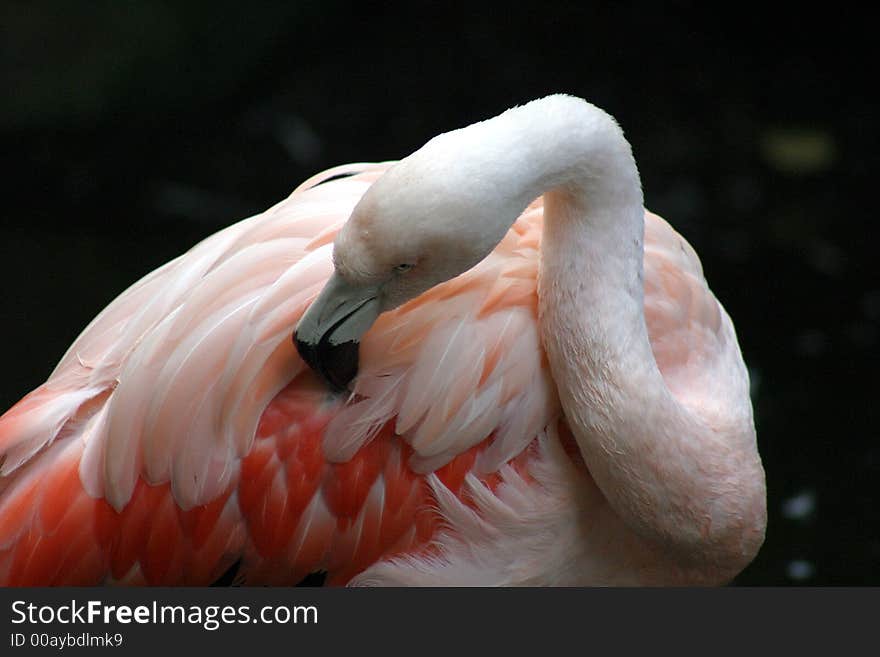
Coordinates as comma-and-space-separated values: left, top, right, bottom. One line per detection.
1, 1, 310, 128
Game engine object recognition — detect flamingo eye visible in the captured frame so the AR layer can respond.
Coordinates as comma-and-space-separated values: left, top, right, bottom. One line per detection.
394, 263, 414, 273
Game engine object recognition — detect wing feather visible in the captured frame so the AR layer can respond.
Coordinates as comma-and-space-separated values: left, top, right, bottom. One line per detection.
2, 156, 734, 523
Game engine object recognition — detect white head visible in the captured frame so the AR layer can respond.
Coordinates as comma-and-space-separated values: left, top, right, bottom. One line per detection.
337, 130, 529, 309
294, 118, 530, 389
294, 95, 594, 390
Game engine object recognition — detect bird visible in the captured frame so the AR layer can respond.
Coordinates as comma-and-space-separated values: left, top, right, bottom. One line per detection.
0, 95, 766, 586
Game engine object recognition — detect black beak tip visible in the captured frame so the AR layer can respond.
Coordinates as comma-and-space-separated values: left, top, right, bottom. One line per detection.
293, 329, 312, 363
293, 330, 359, 394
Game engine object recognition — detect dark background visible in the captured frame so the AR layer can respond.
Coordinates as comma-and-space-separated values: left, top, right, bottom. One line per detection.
1, 2, 876, 585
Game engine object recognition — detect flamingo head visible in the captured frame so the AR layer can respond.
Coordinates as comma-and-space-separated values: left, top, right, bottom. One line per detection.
294, 128, 521, 391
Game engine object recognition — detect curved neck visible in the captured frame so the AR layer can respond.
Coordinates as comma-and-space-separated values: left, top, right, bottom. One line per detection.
487, 97, 762, 575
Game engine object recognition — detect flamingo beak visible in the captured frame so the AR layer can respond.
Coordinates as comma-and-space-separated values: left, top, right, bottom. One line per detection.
293, 272, 381, 392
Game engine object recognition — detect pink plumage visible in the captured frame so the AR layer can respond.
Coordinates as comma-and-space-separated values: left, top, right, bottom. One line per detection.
0, 96, 766, 586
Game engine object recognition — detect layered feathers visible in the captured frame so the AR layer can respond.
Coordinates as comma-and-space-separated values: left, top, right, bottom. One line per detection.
0, 160, 730, 585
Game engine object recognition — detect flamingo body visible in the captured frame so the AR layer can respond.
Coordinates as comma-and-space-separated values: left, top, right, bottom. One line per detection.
0, 98, 763, 586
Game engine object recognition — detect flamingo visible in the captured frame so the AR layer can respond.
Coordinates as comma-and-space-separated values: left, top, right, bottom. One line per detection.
0, 95, 766, 586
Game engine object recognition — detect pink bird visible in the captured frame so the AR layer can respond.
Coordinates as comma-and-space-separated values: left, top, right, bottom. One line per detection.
0, 95, 766, 586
